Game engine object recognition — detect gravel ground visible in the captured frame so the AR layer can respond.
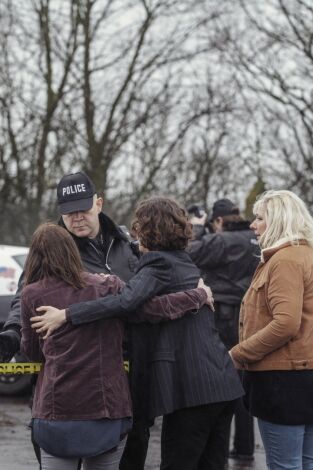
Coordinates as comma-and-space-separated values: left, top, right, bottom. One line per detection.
0, 395, 266, 469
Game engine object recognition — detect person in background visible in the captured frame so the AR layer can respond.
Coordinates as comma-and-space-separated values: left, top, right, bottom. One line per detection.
0, 172, 208, 470
230, 190, 313, 470
188, 198, 259, 462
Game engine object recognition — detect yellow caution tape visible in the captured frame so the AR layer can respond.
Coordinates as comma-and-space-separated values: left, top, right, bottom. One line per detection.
0, 361, 130, 374
0, 362, 42, 374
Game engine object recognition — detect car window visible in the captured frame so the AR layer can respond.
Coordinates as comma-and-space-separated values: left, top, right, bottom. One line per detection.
12, 254, 28, 268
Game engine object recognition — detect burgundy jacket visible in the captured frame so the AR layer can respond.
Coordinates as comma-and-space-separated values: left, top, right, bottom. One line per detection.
21, 272, 206, 420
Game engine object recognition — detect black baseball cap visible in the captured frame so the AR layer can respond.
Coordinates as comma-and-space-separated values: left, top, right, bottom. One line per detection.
210, 198, 239, 221
57, 172, 96, 215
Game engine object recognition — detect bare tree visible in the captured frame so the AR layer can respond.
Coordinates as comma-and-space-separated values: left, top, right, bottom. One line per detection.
0, 0, 81, 243
227, 0, 313, 206
5, 0, 304, 242
75, 0, 233, 201
1, 0, 239, 241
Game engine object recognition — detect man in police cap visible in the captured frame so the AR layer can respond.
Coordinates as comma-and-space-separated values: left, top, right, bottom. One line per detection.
0, 172, 145, 468
188, 198, 259, 462
0, 171, 205, 470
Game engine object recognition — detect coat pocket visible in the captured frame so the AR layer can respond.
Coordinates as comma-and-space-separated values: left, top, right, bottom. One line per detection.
249, 279, 267, 309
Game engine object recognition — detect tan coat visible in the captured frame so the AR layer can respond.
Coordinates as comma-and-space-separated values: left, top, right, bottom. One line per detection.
231, 241, 313, 371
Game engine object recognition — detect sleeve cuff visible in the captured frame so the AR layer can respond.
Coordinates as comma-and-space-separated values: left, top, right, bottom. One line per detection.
197, 287, 208, 305
65, 308, 72, 323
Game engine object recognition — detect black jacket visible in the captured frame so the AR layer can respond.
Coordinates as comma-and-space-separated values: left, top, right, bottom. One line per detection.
188, 220, 260, 349
188, 221, 260, 305
4, 212, 139, 331
59, 213, 139, 281
66, 250, 244, 420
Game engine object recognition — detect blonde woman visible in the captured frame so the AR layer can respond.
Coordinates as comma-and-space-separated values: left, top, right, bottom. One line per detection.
230, 190, 313, 470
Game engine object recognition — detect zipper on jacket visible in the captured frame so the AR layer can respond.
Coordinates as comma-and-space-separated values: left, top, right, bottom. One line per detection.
105, 239, 114, 272
88, 238, 114, 273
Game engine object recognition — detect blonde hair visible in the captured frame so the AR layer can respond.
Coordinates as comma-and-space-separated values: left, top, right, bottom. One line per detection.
254, 190, 313, 249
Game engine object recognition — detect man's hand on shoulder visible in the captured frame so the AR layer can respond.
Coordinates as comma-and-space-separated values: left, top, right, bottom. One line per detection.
0, 329, 21, 362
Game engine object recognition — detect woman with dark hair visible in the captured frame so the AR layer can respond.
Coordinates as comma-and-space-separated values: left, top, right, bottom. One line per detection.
21, 222, 209, 470
31, 198, 244, 470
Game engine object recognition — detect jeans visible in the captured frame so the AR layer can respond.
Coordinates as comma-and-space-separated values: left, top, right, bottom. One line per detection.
258, 418, 313, 470
40, 438, 126, 470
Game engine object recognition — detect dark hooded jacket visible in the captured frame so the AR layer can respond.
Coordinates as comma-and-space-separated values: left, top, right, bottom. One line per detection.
188, 220, 260, 349
188, 220, 259, 305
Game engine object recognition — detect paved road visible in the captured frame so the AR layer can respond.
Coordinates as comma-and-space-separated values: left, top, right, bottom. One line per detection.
0, 396, 37, 469
0, 395, 266, 469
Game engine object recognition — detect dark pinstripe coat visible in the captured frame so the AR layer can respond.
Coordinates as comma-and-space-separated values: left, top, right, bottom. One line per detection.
68, 250, 244, 420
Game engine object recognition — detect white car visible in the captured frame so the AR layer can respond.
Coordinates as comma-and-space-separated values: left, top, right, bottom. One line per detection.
0, 245, 28, 324
0, 245, 31, 395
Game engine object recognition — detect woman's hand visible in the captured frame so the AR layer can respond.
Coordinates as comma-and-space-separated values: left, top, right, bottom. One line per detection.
30, 306, 67, 339
229, 350, 242, 369
197, 278, 215, 311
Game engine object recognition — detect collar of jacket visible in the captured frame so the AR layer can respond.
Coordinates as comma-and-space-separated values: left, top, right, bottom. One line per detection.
58, 212, 129, 248
261, 239, 308, 263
